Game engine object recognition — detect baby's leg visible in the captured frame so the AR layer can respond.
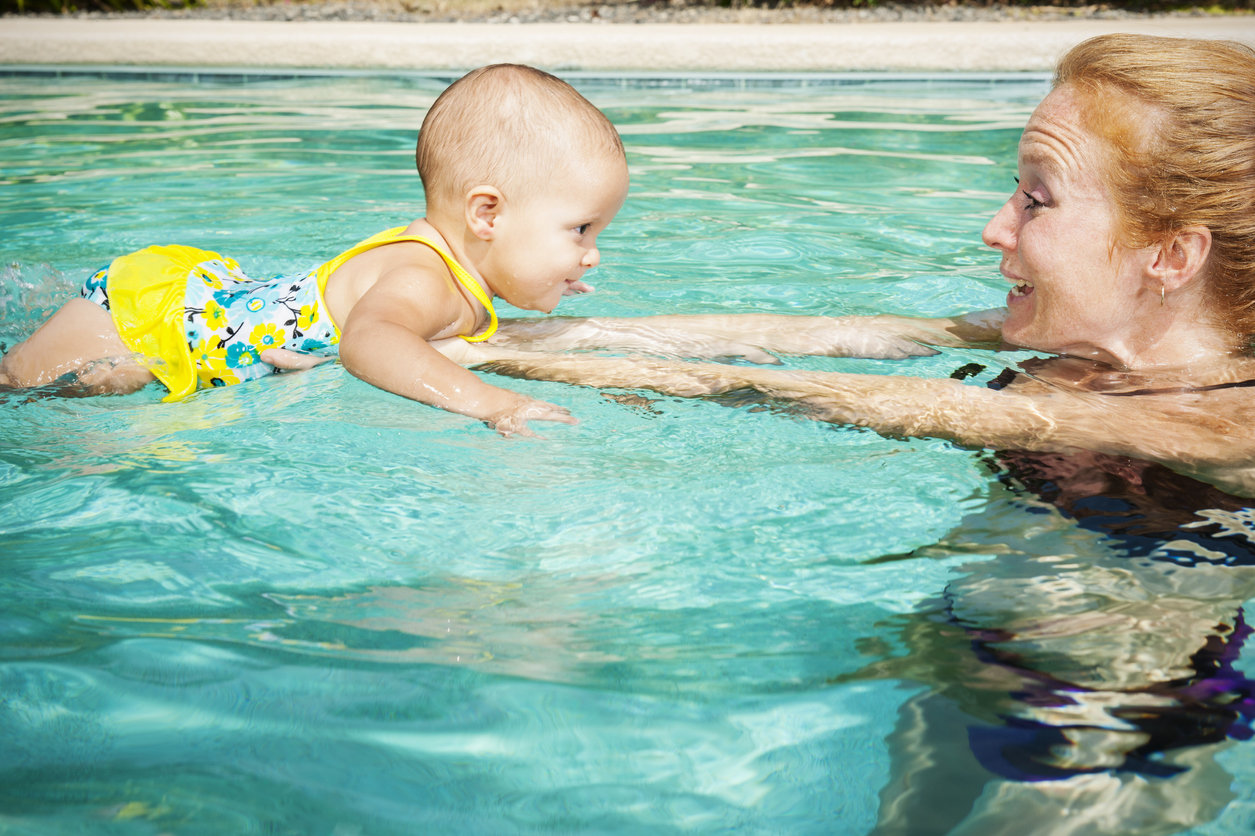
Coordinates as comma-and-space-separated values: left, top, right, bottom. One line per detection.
0, 298, 155, 395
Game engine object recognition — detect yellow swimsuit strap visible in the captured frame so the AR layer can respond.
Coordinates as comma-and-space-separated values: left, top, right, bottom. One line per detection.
316, 226, 499, 343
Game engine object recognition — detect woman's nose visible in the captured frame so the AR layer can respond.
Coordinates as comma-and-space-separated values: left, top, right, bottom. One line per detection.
982, 198, 1017, 251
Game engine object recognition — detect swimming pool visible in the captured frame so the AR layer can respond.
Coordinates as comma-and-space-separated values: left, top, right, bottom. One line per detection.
3, 68, 1254, 835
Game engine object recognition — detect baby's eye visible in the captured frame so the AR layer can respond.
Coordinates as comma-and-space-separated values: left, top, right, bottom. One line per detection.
575, 224, 591, 236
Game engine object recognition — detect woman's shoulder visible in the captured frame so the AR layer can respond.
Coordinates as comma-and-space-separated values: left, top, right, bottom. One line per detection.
1003, 355, 1255, 397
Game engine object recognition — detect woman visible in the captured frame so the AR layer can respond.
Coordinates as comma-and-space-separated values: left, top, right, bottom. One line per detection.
449, 33, 1255, 500
446, 37, 1255, 828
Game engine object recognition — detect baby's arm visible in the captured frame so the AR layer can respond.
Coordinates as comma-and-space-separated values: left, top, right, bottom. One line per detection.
338, 268, 575, 436
489, 309, 1007, 362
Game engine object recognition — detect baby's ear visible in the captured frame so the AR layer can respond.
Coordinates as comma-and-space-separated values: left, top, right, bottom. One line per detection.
465, 186, 503, 240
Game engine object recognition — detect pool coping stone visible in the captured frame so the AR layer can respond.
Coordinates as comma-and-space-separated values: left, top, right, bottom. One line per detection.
2, 17, 1255, 73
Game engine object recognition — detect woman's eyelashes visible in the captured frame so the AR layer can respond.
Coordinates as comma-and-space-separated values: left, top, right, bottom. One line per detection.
1013, 177, 1047, 212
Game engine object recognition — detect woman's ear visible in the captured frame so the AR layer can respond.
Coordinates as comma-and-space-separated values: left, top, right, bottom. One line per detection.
1149, 225, 1212, 293
465, 186, 504, 241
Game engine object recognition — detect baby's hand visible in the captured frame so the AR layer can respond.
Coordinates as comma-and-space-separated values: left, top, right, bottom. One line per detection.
260, 348, 336, 371
487, 396, 578, 438
562, 280, 595, 296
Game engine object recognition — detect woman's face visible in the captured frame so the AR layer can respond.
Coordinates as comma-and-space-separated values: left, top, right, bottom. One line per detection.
982, 86, 1158, 365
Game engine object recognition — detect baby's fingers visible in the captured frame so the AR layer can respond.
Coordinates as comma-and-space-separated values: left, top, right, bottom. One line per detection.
489, 400, 578, 437
523, 399, 577, 424
261, 348, 334, 371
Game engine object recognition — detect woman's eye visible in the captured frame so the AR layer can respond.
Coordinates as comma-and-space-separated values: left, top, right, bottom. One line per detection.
1014, 177, 1046, 212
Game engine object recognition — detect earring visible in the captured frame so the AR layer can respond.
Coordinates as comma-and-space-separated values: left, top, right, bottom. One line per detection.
1160, 284, 1166, 306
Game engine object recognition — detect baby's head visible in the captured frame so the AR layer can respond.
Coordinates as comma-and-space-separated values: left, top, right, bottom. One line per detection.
416, 64, 629, 313
416, 64, 626, 215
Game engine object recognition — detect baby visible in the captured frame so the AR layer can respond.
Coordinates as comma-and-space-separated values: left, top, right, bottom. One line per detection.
0, 64, 629, 435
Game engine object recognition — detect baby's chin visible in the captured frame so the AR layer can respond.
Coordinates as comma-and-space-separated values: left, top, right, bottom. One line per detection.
509, 281, 593, 313
524, 297, 560, 315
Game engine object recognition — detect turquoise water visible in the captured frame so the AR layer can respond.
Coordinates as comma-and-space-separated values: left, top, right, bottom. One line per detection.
3, 69, 1255, 835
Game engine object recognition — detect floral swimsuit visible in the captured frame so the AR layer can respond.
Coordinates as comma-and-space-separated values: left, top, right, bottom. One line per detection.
84, 256, 337, 391
80, 227, 496, 402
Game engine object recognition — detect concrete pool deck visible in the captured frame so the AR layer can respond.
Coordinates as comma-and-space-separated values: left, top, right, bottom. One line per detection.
2, 15, 1254, 73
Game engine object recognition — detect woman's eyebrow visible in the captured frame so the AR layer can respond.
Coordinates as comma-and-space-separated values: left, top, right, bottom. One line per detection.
1018, 143, 1061, 172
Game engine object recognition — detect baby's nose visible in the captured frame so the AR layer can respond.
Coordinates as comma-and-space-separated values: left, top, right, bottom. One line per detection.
582, 246, 601, 269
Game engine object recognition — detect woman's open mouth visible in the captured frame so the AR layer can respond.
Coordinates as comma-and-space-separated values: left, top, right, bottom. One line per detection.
1008, 279, 1035, 300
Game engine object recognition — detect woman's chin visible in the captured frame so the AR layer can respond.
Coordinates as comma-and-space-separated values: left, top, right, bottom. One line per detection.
999, 314, 1034, 350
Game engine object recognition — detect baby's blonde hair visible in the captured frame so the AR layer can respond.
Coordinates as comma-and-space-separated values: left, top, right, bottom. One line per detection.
1055, 34, 1255, 340
415, 64, 625, 210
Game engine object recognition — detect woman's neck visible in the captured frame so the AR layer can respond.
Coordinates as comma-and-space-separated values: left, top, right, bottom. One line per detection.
1064, 301, 1239, 374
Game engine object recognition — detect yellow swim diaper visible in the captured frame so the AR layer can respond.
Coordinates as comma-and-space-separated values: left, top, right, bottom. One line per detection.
105, 244, 240, 402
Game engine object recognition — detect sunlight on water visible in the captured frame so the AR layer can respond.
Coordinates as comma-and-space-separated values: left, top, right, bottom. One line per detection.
3, 70, 1253, 835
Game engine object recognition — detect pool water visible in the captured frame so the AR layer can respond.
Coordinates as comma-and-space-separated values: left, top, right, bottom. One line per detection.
3, 69, 1255, 835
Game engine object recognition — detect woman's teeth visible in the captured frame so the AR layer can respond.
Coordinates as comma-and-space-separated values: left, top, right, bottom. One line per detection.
1010, 280, 1034, 297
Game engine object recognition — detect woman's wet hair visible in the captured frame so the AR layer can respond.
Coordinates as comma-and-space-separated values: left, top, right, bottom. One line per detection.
414, 63, 625, 210
1055, 34, 1255, 342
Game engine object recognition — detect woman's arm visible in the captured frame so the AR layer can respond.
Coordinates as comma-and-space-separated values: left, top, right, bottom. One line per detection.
489, 309, 1008, 363
473, 351, 1255, 497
